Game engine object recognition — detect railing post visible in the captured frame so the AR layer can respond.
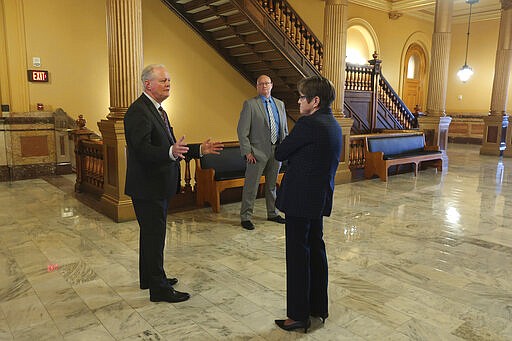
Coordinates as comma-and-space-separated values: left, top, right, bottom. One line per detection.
368, 52, 382, 133
70, 115, 95, 193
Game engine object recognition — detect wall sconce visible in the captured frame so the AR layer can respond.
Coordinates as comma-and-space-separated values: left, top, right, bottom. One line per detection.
457, 0, 479, 82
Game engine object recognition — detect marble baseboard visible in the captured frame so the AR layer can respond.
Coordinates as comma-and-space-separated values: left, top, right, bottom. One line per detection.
0, 163, 59, 181
448, 137, 482, 145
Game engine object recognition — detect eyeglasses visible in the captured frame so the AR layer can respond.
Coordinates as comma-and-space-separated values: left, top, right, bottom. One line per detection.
257, 82, 272, 86
298, 95, 307, 100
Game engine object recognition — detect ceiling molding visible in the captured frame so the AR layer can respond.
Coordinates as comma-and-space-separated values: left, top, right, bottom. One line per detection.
348, 0, 501, 23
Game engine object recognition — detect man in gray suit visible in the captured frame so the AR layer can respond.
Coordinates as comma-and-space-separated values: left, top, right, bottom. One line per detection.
237, 75, 288, 230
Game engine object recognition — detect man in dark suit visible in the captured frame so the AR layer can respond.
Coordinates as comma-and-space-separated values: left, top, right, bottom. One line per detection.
237, 75, 288, 230
274, 76, 342, 332
124, 64, 222, 303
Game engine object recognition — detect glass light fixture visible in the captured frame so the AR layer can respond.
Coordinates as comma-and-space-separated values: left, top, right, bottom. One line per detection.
457, 0, 479, 82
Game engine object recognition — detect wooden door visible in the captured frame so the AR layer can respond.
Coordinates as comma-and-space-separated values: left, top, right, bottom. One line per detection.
402, 44, 427, 112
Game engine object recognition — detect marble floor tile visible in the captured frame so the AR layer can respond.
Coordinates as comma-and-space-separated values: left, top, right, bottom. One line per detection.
1, 143, 512, 340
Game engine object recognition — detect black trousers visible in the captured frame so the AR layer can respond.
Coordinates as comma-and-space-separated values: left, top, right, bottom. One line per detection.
285, 215, 328, 321
132, 197, 171, 293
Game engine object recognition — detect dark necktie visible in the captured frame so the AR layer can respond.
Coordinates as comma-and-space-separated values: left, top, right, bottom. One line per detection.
266, 100, 278, 144
158, 106, 175, 143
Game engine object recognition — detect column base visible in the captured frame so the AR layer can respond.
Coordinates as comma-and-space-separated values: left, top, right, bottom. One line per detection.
100, 193, 135, 222
335, 167, 352, 184
481, 115, 508, 156
335, 116, 354, 184
418, 116, 452, 150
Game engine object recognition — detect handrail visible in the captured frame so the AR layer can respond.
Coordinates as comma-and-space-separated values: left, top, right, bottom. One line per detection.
378, 77, 416, 129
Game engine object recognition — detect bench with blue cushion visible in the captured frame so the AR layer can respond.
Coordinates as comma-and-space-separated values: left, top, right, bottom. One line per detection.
364, 133, 442, 181
195, 141, 284, 212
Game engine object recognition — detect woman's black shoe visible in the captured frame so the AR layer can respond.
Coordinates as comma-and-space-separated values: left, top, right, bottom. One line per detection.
311, 312, 328, 323
274, 318, 311, 333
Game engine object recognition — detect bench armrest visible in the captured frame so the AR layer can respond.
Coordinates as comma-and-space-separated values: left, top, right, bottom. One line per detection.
424, 145, 440, 152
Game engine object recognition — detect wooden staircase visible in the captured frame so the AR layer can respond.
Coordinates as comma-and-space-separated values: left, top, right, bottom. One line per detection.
162, 0, 417, 133
162, 0, 322, 111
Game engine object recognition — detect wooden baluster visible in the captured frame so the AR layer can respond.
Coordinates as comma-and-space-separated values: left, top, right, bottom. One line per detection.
318, 46, 323, 72
276, 2, 284, 28
183, 158, 192, 193
309, 39, 315, 65
289, 13, 296, 40
360, 68, 365, 90
347, 67, 352, 90
267, 0, 273, 15
294, 16, 301, 46
303, 33, 310, 58
314, 41, 320, 69
299, 25, 306, 53
284, 7, 291, 34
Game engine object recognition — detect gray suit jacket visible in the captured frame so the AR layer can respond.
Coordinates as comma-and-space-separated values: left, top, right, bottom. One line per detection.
237, 95, 288, 161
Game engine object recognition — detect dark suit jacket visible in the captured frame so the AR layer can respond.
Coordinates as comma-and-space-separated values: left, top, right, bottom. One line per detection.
275, 107, 342, 218
124, 94, 200, 200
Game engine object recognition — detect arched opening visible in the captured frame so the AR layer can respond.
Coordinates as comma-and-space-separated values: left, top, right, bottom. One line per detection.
346, 21, 378, 65
402, 43, 427, 112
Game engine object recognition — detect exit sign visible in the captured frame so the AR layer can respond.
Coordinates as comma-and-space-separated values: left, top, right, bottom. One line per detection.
27, 70, 49, 82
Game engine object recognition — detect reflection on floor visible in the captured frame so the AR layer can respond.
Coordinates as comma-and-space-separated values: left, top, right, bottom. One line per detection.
1, 143, 512, 340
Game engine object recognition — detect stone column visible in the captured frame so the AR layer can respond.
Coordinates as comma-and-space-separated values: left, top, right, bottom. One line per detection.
418, 0, 453, 151
322, 0, 353, 183
98, 0, 143, 222
0, 0, 29, 113
483, 0, 512, 156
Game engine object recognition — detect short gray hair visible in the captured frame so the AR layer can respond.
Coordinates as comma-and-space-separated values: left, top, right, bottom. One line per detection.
141, 64, 166, 83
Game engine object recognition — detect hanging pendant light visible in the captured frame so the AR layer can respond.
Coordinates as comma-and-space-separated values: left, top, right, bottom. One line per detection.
457, 0, 479, 82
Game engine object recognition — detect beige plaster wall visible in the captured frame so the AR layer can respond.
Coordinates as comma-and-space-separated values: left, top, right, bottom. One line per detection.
17, 0, 254, 141
22, 0, 110, 120
448, 19, 510, 114
143, 0, 253, 142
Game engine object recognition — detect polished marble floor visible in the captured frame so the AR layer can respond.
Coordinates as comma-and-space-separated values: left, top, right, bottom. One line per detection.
1, 143, 512, 340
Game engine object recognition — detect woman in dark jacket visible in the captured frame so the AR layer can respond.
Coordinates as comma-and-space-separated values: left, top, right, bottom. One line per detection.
274, 76, 342, 333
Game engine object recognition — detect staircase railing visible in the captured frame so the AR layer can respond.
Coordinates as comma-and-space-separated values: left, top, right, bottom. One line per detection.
255, 0, 323, 72
345, 63, 373, 91
378, 76, 416, 129
345, 55, 417, 131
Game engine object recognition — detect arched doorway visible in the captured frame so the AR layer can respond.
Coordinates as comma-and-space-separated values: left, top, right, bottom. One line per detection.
346, 19, 379, 65
402, 43, 427, 112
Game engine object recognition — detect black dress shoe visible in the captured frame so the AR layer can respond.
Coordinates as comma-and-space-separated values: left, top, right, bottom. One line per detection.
275, 318, 311, 333
140, 277, 178, 290
267, 215, 286, 224
311, 312, 328, 323
150, 288, 190, 303
241, 220, 255, 230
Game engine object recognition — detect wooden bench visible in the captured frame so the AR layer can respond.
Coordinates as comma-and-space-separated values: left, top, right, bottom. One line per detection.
195, 141, 284, 212
364, 133, 443, 181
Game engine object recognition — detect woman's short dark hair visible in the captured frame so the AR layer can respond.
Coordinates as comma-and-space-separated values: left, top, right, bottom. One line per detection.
297, 76, 336, 108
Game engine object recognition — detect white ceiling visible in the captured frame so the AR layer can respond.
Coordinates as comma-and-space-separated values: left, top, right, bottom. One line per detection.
349, 0, 502, 23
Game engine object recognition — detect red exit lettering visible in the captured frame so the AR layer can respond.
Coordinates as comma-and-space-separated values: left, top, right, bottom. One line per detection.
27, 70, 49, 82
32, 71, 46, 81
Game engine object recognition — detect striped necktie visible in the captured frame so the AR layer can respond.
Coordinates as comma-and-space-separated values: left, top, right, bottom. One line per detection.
266, 100, 278, 144
158, 106, 175, 143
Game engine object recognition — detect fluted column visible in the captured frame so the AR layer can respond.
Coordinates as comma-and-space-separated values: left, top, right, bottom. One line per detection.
106, 0, 143, 119
98, 0, 143, 222
0, 0, 29, 113
484, 0, 512, 156
322, 0, 347, 117
419, 0, 453, 151
322, 0, 353, 183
